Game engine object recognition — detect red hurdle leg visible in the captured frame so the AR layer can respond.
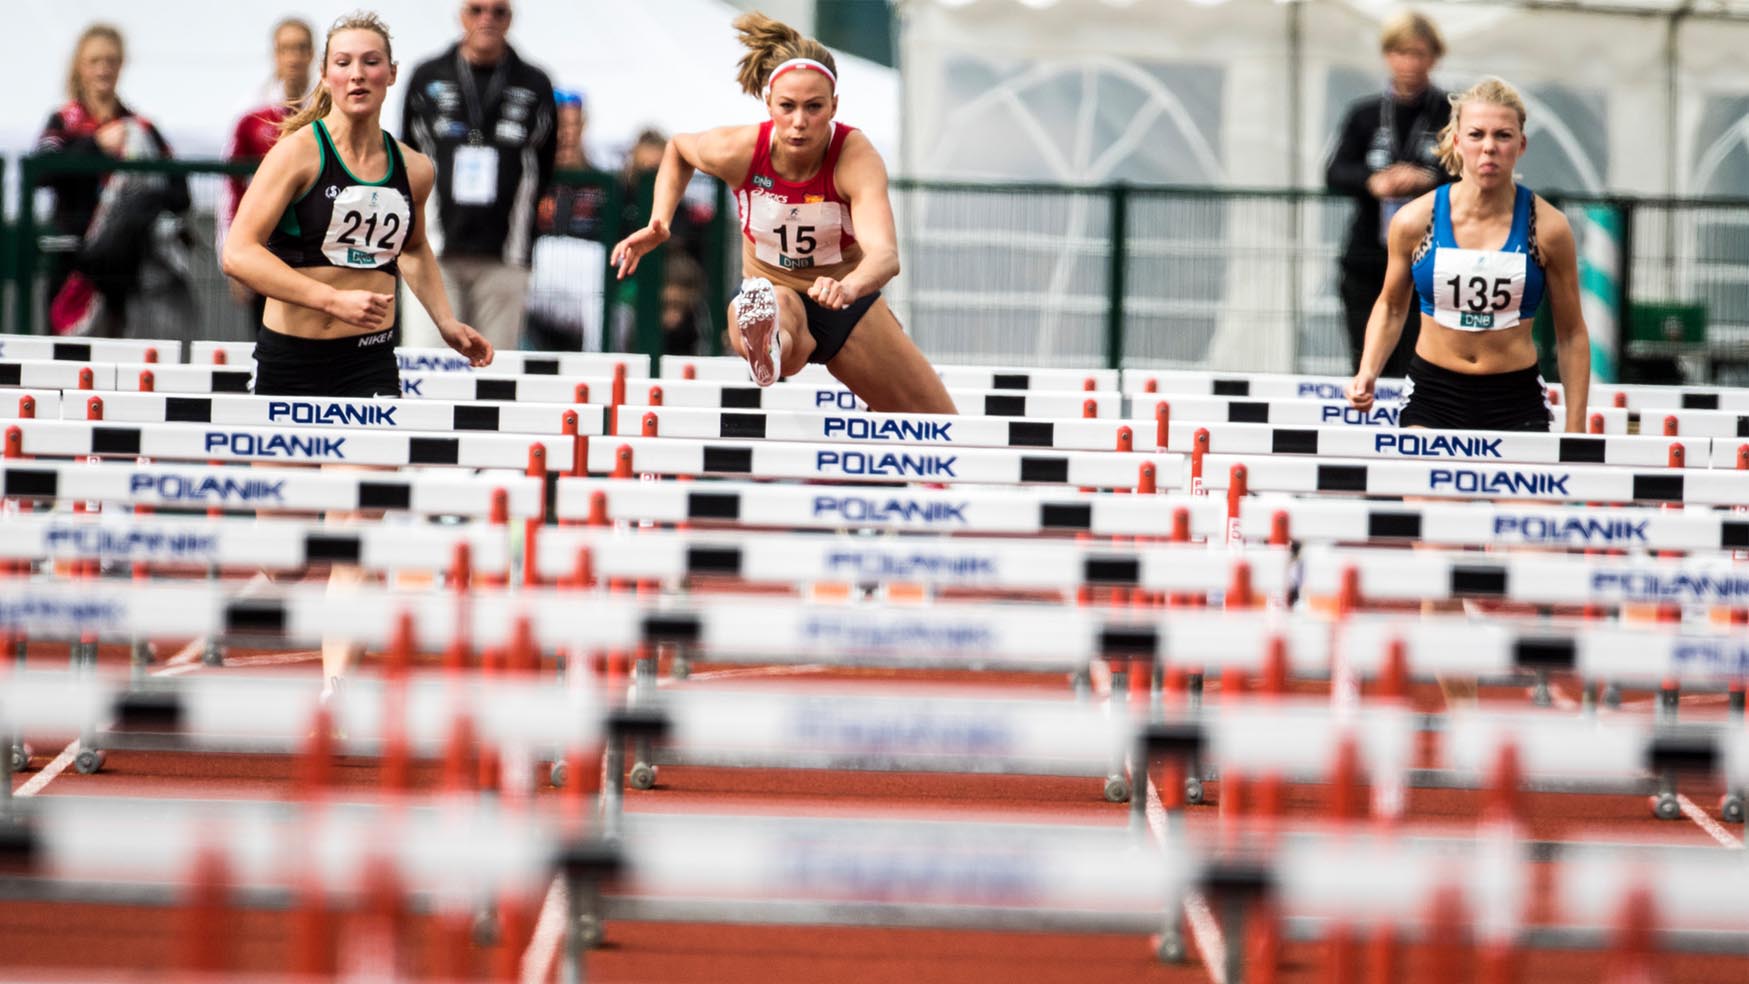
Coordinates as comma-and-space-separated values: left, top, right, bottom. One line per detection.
180, 847, 233, 976
1154, 401, 1170, 450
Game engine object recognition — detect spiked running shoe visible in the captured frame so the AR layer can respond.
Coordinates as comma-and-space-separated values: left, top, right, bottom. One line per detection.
737, 277, 781, 387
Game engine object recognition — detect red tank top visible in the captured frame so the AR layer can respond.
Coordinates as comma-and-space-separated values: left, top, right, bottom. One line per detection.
734, 120, 858, 272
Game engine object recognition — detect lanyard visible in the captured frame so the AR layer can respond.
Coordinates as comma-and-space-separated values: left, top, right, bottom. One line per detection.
454, 47, 509, 144
1373, 87, 1435, 165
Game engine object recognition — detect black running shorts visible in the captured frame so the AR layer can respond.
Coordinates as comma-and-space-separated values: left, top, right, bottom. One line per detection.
251, 326, 401, 398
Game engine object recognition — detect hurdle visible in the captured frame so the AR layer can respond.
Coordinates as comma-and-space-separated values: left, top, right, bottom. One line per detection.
0, 512, 513, 575
607, 406, 1673, 463
0, 459, 542, 517
1202, 453, 1749, 505
186, 339, 653, 379
0, 389, 64, 420
582, 435, 1179, 487
0, 333, 174, 364
1122, 368, 1414, 404
532, 526, 1290, 597
62, 389, 611, 437
0, 358, 117, 390
661, 355, 1121, 392
6, 418, 580, 472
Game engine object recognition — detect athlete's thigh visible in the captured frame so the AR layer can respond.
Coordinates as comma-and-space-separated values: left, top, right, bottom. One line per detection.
824, 300, 955, 414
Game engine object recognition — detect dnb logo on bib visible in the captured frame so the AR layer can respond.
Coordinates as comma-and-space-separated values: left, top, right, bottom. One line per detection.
753, 174, 773, 189
1460, 311, 1496, 329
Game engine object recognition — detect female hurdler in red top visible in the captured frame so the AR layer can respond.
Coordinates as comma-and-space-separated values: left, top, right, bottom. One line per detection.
611, 12, 955, 414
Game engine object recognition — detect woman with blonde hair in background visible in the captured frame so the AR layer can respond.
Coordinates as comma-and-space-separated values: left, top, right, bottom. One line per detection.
611, 12, 953, 413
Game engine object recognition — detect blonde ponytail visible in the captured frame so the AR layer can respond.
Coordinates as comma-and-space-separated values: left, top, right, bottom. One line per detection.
278, 10, 394, 137
732, 10, 836, 98
1435, 76, 1528, 177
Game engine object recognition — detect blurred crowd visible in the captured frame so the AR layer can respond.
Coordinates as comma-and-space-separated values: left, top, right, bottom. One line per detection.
31, 6, 713, 355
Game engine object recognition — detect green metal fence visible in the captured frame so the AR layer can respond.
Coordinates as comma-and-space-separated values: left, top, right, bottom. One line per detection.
7, 155, 723, 368
9, 155, 1749, 383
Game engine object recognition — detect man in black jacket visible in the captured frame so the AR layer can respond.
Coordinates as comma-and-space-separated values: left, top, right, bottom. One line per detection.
403, 0, 556, 352
1325, 11, 1451, 377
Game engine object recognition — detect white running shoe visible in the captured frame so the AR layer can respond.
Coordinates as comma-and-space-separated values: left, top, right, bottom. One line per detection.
737, 277, 781, 387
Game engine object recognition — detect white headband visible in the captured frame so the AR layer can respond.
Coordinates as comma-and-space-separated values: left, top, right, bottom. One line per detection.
762, 58, 836, 99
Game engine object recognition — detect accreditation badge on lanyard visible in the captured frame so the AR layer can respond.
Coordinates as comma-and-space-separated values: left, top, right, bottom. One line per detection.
452, 50, 507, 206
453, 143, 498, 205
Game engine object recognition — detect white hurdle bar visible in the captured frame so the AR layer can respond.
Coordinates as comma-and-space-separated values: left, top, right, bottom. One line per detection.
7, 418, 578, 471
187, 339, 653, 378
63, 389, 610, 436
7, 577, 1749, 689
0, 459, 543, 516
610, 406, 1673, 465
1238, 496, 1749, 553
0, 581, 1333, 674
9, 795, 562, 907
0, 513, 512, 574
534, 526, 1290, 596
587, 435, 1180, 487
0, 359, 116, 390
556, 478, 1226, 535
1303, 544, 1749, 609
555, 477, 1749, 555
662, 354, 1121, 392
1122, 368, 1415, 404
0, 334, 175, 364
0, 389, 64, 420
1335, 615, 1749, 688
1202, 453, 1749, 505
1, 670, 601, 758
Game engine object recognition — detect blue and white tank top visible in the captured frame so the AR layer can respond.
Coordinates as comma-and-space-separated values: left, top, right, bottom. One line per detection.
1411, 183, 1546, 332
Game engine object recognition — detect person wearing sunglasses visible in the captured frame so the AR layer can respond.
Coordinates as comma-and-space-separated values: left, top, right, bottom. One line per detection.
402, 0, 556, 354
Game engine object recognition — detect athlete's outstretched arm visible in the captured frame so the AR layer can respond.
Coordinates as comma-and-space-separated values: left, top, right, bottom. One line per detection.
611, 125, 754, 278
1347, 196, 1428, 410
220, 130, 392, 329
400, 149, 491, 366
1537, 202, 1591, 432
808, 132, 897, 310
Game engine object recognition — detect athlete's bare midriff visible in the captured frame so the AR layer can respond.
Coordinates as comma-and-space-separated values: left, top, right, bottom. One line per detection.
264, 265, 398, 338
1415, 317, 1538, 375
739, 242, 864, 296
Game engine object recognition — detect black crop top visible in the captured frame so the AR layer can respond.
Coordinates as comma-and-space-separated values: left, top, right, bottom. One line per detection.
265, 120, 413, 277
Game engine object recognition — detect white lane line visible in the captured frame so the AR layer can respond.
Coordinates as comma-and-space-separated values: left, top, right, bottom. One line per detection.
11, 636, 312, 796
13, 744, 79, 798
657, 664, 831, 686
1676, 794, 1744, 850
1146, 775, 1224, 984
1547, 683, 1737, 848
520, 876, 568, 984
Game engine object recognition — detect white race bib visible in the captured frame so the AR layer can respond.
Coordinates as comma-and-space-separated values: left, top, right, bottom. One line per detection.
321, 185, 412, 269
452, 144, 499, 206
1430, 247, 1528, 331
748, 195, 847, 271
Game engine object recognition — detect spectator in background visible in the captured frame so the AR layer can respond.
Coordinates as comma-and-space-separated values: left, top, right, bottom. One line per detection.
621, 127, 704, 265
37, 23, 190, 337
659, 252, 705, 356
1325, 11, 1451, 377
402, 0, 556, 352
220, 17, 315, 322
526, 89, 610, 351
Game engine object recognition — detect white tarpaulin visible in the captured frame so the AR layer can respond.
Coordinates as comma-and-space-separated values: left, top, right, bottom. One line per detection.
3, 0, 898, 165
895, 0, 1749, 370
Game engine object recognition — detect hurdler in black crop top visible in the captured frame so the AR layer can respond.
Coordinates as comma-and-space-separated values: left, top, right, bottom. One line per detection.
265, 120, 413, 277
